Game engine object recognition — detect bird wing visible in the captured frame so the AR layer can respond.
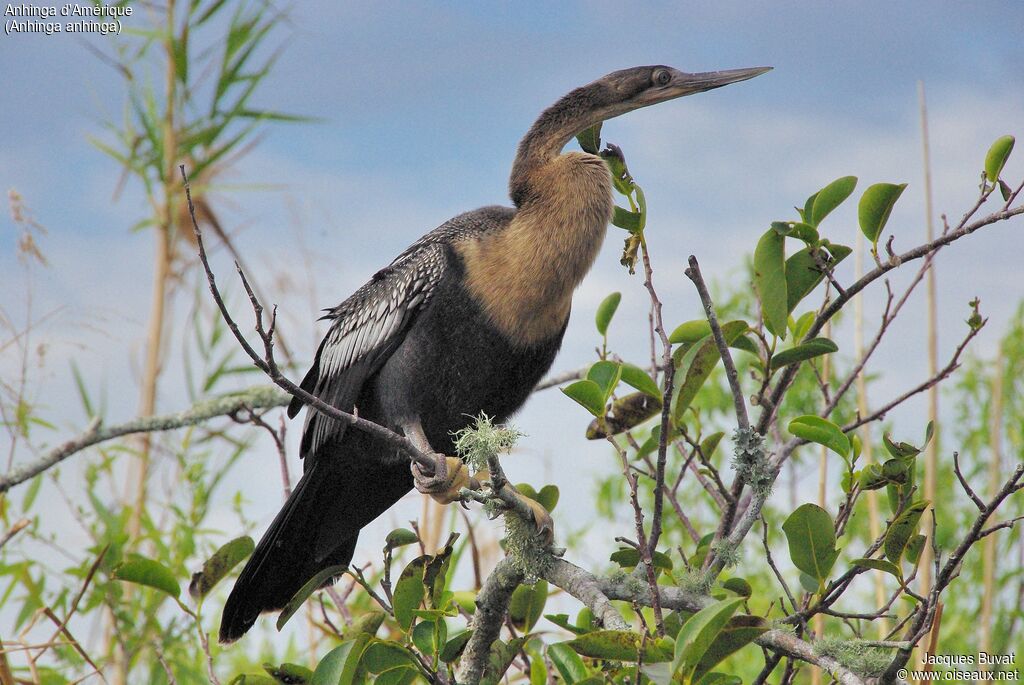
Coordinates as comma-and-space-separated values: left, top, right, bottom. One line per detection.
291, 242, 447, 460
289, 206, 514, 462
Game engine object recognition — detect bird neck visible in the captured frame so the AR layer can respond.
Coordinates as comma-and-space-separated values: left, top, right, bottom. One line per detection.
459, 152, 613, 345
510, 82, 620, 207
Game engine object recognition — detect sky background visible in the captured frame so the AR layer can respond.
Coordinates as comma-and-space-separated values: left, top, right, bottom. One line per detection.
2, 0, 1023, 650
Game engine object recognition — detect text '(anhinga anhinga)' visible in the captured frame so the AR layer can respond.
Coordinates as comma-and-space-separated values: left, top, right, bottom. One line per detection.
220, 64, 770, 643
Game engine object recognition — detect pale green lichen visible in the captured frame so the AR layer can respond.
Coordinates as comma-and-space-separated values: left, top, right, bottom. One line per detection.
502, 514, 551, 581
452, 414, 524, 472
813, 636, 892, 677
674, 568, 713, 595
731, 427, 773, 498
710, 539, 740, 568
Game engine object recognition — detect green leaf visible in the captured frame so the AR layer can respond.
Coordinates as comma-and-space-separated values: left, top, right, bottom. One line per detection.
720, 578, 752, 598
341, 611, 386, 641
565, 630, 672, 662
700, 432, 725, 462
620, 363, 661, 398
412, 619, 445, 656
277, 565, 348, 632
113, 557, 180, 598
673, 322, 748, 423
810, 176, 857, 227
672, 598, 745, 680
545, 613, 590, 636
782, 504, 840, 586
858, 183, 907, 244
189, 535, 254, 600
439, 630, 472, 663
771, 338, 838, 372
882, 432, 921, 459
851, 558, 902, 579
787, 415, 850, 458
561, 380, 606, 416
536, 485, 560, 513
884, 500, 929, 565
310, 635, 369, 685
586, 392, 662, 440
906, 534, 927, 565
509, 581, 548, 632
691, 616, 769, 683
670, 320, 713, 344
587, 361, 622, 399
263, 662, 312, 683
753, 230, 788, 338
483, 637, 526, 685
790, 311, 816, 342
548, 643, 589, 682
784, 246, 849, 313
362, 641, 418, 682
392, 557, 427, 631
697, 674, 743, 685
984, 135, 1015, 182
530, 650, 548, 685
576, 123, 602, 154
771, 221, 819, 244
609, 548, 673, 572
595, 292, 622, 336
385, 528, 419, 550
612, 206, 643, 232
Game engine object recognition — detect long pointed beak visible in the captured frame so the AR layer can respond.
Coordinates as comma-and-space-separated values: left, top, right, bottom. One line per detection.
637, 66, 772, 105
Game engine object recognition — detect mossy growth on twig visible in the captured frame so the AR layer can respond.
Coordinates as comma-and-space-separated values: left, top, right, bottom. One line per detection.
731, 427, 773, 498
452, 413, 523, 473
813, 637, 892, 677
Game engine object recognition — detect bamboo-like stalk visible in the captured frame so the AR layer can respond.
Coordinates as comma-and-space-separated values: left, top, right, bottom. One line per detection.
980, 353, 1004, 666
855, 231, 888, 638
917, 81, 940, 671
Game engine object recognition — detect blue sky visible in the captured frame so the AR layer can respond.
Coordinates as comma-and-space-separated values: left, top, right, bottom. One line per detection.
2, 0, 1023, 649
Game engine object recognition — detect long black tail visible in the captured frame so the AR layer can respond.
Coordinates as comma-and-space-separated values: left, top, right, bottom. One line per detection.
219, 452, 412, 643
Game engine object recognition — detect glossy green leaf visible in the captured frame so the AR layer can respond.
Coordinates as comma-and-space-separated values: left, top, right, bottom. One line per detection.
673, 322, 748, 423
277, 564, 348, 632
565, 630, 672, 662
595, 292, 622, 336
548, 642, 589, 682
771, 220, 819, 244
771, 337, 838, 372
412, 619, 444, 656
530, 650, 548, 685
906, 534, 927, 565
884, 500, 929, 565
612, 206, 643, 233
586, 392, 662, 439
691, 616, 769, 683
576, 123, 602, 154
609, 548, 673, 572
984, 135, 1015, 182
536, 484, 559, 513
858, 182, 907, 244
385, 528, 419, 550
700, 431, 725, 462
672, 598, 745, 679
790, 311, 816, 342
851, 558, 902, 579
810, 176, 857, 227
784, 245, 850, 313
670, 319, 714, 344
697, 673, 743, 685
721, 577, 752, 598
509, 580, 548, 631
483, 637, 526, 685
883, 432, 921, 459
189, 535, 254, 600
787, 415, 850, 458
782, 504, 840, 586
439, 630, 472, 663
264, 662, 312, 684
561, 380, 606, 416
341, 611, 386, 642
545, 613, 590, 636
753, 230, 788, 338
361, 641, 418, 674
620, 363, 661, 398
587, 361, 622, 399
392, 557, 427, 631
113, 557, 180, 598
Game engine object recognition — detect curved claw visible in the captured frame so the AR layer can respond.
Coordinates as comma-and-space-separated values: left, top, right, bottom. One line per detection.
411, 456, 472, 505
511, 489, 555, 546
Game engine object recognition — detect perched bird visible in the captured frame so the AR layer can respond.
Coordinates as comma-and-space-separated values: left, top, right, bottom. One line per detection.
220, 64, 770, 643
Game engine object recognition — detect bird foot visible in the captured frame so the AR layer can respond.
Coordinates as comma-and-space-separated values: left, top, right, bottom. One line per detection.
509, 488, 555, 546
411, 455, 477, 505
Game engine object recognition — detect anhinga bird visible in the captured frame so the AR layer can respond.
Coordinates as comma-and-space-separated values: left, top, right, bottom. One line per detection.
220, 64, 770, 642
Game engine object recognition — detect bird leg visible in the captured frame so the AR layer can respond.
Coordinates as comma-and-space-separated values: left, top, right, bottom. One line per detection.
403, 420, 478, 505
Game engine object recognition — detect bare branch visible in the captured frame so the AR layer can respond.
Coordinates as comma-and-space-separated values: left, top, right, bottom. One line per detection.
456, 557, 524, 685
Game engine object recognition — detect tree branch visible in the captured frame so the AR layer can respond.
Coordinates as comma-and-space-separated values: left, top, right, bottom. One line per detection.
456, 557, 524, 685
0, 386, 289, 494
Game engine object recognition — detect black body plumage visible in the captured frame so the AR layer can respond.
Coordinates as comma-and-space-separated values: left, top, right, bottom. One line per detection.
219, 64, 769, 643
219, 207, 564, 642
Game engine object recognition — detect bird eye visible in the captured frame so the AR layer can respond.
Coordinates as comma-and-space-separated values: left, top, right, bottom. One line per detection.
653, 69, 672, 86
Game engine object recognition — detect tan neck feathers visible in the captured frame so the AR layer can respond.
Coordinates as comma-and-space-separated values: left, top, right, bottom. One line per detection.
459, 152, 613, 345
